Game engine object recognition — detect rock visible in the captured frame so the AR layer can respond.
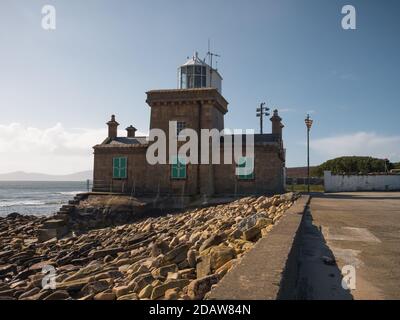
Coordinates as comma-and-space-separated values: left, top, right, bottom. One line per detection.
199, 233, 225, 252
150, 279, 189, 300
80, 280, 109, 296
229, 229, 242, 239
43, 219, 66, 229
152, 264, 178, 278
112, 285, 130, 298
187, 249, 197, 268
255, 218, 273, 229
151, 240, 169, 257
138, 284, 153, 299
178, 268, 196, 280
18, 287, 40, 299
43, 290, 70, 300
37, 227, 68, 242
215, 259, 237, 277
164, 288, 179, 300
57, 277, 92, 292
0, 264, 17, 276
187, 274, 219, 300
94, 291, 116, 300
91, 247, 123, 259
117, 293, 138, 300
196, 255, 211, 278
6, 212, 23, 219
261, 225, 273, 237
128, 273, 154, 292
164, 244, 189, 264
242, 225, 261, 241
209, 246, 236, 270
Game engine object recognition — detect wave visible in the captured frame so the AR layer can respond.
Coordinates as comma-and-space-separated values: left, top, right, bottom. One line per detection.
57, 191, 85, 195
0, 200, 46, 207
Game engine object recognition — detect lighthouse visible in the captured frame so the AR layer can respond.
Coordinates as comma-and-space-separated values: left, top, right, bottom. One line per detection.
177, 52, 223, 93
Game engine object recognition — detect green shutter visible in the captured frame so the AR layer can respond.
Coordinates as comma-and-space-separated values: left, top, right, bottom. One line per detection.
171, 156, 186, 179
113, 158, 120, 178
237, 157, 254, 180
113, 157, 127, 179
120, 157, 127, 178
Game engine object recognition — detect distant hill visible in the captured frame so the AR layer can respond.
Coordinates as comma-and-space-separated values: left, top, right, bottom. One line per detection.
286, 166, 317, 178
0, 170, 93, 181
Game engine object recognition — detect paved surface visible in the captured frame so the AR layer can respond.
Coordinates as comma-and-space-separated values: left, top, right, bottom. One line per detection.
302, 192, 400, 300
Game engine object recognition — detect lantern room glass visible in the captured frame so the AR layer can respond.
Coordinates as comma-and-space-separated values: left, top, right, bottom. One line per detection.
180, 66, 207, 89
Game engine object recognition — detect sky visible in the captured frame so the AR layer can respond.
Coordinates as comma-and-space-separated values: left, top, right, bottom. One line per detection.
0, 0, 399, 174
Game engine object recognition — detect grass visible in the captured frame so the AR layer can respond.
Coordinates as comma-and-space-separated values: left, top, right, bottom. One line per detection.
286, 184, 325, 192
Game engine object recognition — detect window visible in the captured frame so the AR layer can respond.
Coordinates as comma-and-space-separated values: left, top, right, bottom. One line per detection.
171, 156, 186, 179
180, 66, 187, 89
113, 157, 127, 179
177, 121, 186, 136
236, 157, 254, 180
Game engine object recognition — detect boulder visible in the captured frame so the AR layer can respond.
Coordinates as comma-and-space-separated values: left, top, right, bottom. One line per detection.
187, 274, 219, 300
138, 284, 153, 299
164, 244, 189, 264
242, 225, 261, 242
209, 246, 236, 270
196, 255, 211, 278
43, 290, 70, 300
199, 233, 225, 252
150, 279, 189, 300
151, 264, 178, 278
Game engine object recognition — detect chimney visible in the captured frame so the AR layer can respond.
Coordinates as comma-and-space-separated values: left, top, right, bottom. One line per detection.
107, 115, 119, 139
126, 125, 137, 138
270, 109, 284, 137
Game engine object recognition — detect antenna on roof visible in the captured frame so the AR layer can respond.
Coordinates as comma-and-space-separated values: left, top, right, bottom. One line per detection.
206, 39, 221, 88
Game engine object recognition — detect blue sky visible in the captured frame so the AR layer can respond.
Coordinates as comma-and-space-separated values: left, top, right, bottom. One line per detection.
0, 0, 399, 174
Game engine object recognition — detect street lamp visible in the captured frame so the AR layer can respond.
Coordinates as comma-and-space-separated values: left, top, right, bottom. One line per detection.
305, 114, 313, 193
256, 102, 270, 134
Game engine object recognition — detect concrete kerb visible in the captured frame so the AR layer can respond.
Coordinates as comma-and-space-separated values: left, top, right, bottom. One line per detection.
208, 194, 310, 300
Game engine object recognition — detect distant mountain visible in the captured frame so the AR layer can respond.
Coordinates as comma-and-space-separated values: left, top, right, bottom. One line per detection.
0, 170, 93, 181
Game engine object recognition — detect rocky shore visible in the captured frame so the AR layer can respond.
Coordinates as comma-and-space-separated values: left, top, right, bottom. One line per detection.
0, 193, 298, 300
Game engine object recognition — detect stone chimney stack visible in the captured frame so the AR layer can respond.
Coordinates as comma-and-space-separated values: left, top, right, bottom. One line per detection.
270, 109, 284, 137
126, 125, 137, 138
107, 115, 119, 139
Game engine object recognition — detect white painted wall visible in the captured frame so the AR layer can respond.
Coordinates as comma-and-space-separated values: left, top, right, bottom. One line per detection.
324, 171, 400, 192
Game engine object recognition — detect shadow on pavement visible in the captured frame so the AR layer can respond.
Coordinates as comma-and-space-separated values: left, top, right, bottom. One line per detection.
279, 204, 354, 300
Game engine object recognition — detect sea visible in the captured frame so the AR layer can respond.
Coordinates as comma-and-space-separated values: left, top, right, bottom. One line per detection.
0, 181, 89, 217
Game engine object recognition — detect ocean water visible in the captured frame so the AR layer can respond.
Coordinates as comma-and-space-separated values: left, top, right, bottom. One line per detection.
0, 181, 88, 217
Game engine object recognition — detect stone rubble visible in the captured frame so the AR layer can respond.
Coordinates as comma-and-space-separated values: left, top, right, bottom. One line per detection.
0, 193, 298, 300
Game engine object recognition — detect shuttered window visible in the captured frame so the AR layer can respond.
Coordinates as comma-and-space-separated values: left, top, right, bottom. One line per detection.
236, 157, 254, 180
113, 157, 127, 179
171, 156, 186, 179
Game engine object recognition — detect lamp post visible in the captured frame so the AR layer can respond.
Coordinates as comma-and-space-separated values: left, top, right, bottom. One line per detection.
305, 114, 313, 193
256, 102, 270, 134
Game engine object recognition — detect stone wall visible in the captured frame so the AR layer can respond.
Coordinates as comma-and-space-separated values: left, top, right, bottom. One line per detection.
324, 170, 400, 192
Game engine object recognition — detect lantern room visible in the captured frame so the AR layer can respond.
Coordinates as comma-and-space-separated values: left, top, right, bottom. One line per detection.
177, 52, 222, 93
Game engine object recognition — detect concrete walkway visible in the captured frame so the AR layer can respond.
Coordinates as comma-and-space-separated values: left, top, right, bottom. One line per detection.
303, 192, 400, 299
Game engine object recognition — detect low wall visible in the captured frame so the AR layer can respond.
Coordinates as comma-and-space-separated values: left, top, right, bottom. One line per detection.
208, 195, 310, 300
324, 170, 400, 192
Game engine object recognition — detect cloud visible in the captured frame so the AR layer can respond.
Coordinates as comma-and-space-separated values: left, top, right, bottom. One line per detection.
0, 123, 146, 174
310, 132, 400, 162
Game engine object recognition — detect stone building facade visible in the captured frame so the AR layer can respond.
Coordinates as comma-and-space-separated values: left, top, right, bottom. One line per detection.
92, 54, 286, 198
